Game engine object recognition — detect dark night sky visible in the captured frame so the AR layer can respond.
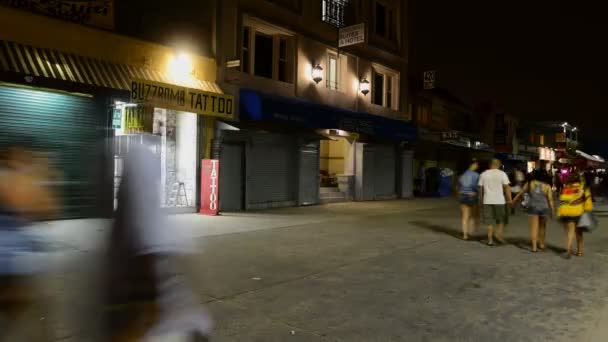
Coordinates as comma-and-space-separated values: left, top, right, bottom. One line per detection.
410, 0, 608, 144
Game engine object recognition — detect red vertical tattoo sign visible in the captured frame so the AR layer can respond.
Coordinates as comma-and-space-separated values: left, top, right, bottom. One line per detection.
200, 159, 220, 215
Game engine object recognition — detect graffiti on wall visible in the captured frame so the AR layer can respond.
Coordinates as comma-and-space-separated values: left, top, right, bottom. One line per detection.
1, 0, 114, 29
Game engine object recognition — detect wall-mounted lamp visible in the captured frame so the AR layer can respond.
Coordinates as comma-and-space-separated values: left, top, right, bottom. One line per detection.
359, 78, 370, 96
168, 52, 194, 79
312, 64, 323, 84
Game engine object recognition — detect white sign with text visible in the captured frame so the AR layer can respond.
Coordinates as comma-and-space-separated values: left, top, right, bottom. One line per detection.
339, 23, 365, 48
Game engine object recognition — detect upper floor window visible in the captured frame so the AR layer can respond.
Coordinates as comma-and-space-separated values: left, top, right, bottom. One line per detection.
373, 1, 396, 41
326, 51, 347, 91
322, 0, 349, 27
241, 17, 295, 83
372, 65, 399, 110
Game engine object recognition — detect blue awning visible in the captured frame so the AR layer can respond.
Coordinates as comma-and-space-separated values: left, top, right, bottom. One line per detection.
239, 89, 417, 141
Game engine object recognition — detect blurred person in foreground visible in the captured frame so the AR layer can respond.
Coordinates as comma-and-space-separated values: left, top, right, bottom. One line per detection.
478, 159, 512, 246
458, 159, 479, 240
512, 169, 554, 253
0, 138, 58, 341
102, 134, 211, 341
558, 172, 593, 259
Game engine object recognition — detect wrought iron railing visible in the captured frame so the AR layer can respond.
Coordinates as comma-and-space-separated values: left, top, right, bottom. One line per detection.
322, 0, 350, 28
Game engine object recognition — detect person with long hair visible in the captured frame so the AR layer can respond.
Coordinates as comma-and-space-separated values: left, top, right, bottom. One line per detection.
513, 169, 554, 252
458, 159, 480, 240
557, 172, 593, 258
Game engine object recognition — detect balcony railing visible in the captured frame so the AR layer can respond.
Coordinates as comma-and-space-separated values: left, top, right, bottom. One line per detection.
322, 0, 350, 28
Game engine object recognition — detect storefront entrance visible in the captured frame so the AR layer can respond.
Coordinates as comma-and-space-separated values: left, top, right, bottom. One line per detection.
319, 137, 352, 203
113, 103, 198, 212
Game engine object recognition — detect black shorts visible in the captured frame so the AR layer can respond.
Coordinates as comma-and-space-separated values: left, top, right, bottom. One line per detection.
559, 216, 580, 223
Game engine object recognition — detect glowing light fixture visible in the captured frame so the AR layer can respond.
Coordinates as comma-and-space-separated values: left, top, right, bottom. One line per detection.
168, 52, 194, 80
312, 64, 323, 84
359, 78, 370, 96
572, 127, 578, 132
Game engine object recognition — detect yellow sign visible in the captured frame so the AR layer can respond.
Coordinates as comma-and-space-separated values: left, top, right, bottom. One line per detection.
130, 79, 234, 120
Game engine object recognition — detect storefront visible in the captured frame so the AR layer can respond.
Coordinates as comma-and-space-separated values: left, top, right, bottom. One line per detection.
113, 79, 233, 213
0, 82, 106, 218
0, 38, 224, 217
414, 130, 493, 196
216, 89, 416, 210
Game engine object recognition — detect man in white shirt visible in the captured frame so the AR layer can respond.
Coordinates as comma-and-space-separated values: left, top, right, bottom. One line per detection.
479, 159, 513, 245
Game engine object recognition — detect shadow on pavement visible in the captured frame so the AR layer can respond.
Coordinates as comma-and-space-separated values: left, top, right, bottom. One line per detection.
409, 220, 486, 243
410, 220, 567, 255
508, 237, 564, 255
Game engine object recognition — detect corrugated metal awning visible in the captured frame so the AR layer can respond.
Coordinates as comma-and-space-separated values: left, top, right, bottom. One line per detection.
0, 40, 222, 93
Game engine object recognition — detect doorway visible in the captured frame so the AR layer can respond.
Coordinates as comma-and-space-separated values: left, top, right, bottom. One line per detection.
219, 142, 245, 211
319, 137, 350, 203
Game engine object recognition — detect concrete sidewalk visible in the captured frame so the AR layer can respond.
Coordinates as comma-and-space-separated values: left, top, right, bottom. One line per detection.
21, 198, 608, 341
33, 198, 452, 251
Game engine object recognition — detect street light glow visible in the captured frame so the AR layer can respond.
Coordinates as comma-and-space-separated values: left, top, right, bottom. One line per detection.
168, 52, 194, 81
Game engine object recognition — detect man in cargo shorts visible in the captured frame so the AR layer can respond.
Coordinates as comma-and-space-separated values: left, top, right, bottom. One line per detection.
479, 159, 513, 246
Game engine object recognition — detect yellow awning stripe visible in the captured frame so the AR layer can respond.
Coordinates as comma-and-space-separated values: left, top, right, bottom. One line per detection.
0, 40, 222, 94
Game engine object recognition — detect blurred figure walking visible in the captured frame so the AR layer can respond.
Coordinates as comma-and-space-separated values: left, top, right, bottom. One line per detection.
101, 135, 211, 341
0, 138, 57, 341
458, 159, 480, 240
513, 169, 554, 252
558, 172, 593, 259
479, 159, 513, 246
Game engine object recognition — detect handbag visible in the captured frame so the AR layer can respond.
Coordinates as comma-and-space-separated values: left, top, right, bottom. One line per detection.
577, 212, 598, 232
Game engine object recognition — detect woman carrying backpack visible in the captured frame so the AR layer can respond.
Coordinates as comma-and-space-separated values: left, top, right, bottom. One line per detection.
513, 169, 554, 252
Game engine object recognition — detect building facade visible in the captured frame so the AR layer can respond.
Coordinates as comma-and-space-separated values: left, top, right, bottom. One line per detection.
212, 0, 416, 210
410, 88, 492, 196
0, 3, 227, 217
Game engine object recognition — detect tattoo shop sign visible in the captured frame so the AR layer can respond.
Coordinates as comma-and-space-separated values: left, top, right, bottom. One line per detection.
130, 79, 235, 120
1, 0, 114, 30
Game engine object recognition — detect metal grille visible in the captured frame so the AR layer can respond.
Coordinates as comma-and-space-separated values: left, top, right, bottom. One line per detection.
0, 84, 104, 218
322, 0, 349, 28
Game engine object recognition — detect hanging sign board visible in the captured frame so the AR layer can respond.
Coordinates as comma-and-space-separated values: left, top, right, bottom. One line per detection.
423, 70, 437, 90
200, 159, 220, 216
339, 23, 365, 48
130, 78, 234, 120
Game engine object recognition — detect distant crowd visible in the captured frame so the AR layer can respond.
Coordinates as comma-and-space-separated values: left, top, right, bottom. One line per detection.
458, 159, 596, 258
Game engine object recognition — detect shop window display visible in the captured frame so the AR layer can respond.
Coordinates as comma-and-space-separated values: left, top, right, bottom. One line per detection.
114, 104, 198, 209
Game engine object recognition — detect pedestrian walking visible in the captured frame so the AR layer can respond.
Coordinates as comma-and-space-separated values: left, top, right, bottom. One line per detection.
0, 139, 57, 341
479, 159, 513, 246
458, 159, 480, 240
512, 169, 554, 252
510, 168, 526, 214
101, 135, 211, 341
557, 172, 593, 259
554, 172, 563, 196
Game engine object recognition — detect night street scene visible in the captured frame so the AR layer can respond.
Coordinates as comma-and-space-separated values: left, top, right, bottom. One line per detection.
2, 0, 608, 341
